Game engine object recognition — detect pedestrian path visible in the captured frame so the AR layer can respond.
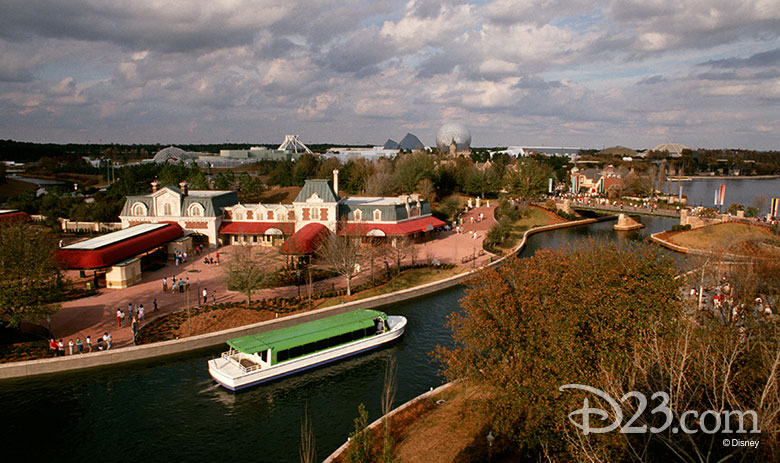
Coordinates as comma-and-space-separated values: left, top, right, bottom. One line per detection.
48, 205, 499, 352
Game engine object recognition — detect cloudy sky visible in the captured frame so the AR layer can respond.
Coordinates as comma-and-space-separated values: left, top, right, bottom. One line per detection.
1, 0, 779, 149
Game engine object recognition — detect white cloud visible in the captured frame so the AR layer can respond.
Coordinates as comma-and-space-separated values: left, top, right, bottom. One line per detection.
0, 0, 778, 148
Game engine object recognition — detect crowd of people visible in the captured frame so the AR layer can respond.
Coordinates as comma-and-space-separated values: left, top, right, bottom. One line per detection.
49, 332, 113, 357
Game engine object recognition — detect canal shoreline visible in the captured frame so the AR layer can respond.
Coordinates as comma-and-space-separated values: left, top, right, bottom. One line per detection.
0, 215, 617, 381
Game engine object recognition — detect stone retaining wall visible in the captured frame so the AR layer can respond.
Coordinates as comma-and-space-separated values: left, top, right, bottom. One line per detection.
0, 216, 614, 380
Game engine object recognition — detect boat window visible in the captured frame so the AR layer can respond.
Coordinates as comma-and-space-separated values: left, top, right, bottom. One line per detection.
302, 343, 316, 355
290, 346, 303, 359
259, 350, 268, 363
277, 350, 290, 362
327, 336, 339, 348
316, 339, 329, 351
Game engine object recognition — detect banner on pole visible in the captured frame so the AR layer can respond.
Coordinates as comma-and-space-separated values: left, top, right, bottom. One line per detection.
771, 198, 779, 217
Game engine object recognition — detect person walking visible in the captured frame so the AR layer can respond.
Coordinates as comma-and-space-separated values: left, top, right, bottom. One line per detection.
138, 304, 145, 322
76, 338, 83, 354
186, 277, 190, 292
162, 277, 167, 292
117, 308, 123, 327
103, 332, 112, 350
86, 335, 92, 353
153, 298, 158, 312
203, 288, 208, 305
68, 339, 74, 356
57, 339, 64, 356
131, 317, 138, 346
49, 338, 58, 357
215, 252, 220, 265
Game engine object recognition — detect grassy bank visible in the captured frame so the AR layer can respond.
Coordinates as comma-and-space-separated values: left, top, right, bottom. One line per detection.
667, 222, 780, 253
317, 265, 464, 308
494, 207, 561, 252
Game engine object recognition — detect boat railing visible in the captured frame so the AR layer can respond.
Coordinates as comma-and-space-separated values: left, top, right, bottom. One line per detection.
221, 349, 262, 373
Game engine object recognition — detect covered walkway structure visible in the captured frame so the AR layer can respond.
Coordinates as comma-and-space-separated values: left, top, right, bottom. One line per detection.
57, 223, 183, 288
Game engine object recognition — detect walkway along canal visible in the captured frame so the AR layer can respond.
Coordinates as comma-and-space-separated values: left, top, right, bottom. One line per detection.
0, 215, 678, 462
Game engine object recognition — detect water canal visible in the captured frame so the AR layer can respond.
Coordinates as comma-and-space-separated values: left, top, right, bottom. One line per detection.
0, 215, 687, 462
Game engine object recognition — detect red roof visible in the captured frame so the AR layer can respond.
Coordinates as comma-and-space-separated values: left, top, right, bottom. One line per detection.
0, 211, 31, 224
219, 221, 294, 235
280, 223, 330, 255
342, 215, 446, 237
56, 223, 183, 269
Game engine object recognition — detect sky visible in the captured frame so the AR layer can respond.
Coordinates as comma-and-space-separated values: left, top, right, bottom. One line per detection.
0, 0, 779, 150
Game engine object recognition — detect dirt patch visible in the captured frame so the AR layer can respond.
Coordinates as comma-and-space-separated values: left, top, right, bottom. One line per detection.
170, 306, 307, 338
395, 384, 491, 463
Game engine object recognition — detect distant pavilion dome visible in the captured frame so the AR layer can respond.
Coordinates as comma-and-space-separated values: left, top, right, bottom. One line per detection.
649, 143, 690, 157
436, 123, 471, 152
153, 146, 193, 164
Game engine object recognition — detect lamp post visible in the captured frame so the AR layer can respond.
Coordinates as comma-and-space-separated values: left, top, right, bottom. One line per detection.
186, 285, 192, 337
197, 279, 201, 308
472, 247, 476, 269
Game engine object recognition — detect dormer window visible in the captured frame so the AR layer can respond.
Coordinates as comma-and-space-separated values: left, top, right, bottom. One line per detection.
188, 203, 204, 217
373, 209, 382, 221
163, 203, 172, 216
131, 202, 147, 216
354, 209, 362, 221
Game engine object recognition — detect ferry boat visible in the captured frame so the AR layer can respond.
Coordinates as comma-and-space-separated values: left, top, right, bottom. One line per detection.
208, 309, 407, 391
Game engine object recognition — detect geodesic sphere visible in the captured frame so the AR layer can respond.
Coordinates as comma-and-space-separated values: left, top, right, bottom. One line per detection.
436, 123, 471, 152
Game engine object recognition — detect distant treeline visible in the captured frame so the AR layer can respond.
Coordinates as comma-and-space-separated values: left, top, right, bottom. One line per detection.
0, 139, 375, 163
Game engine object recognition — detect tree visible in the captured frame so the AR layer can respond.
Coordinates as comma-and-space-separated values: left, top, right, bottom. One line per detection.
395, 152, 435, 193
317, 233, 362, 296
504, 158, 552, 198
0, 222, 62, 327
436, 241, 681, 458
344, 403, 372, 463
223, 245, 276, 304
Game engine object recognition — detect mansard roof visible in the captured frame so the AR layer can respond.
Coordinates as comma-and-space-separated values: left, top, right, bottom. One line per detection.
293, 179, 340, 203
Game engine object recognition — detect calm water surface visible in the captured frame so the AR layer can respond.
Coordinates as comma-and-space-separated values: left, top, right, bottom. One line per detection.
0, 216, 679, 462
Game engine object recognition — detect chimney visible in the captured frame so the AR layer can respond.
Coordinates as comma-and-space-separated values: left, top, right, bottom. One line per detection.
179, 181, 188, 196
333, 169, 339, 195
151, 180, 159, 193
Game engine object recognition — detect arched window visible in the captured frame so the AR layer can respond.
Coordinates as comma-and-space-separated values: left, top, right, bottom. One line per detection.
354, 209, 362, 221
163, 203, 172, 216
312, 207, 320, 220
373, 209, 382, 221
188, 203, 204, 217
131, 202, 147, 216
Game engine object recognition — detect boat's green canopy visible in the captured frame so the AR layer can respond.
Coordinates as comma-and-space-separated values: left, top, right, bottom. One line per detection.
227, 309, 385, 354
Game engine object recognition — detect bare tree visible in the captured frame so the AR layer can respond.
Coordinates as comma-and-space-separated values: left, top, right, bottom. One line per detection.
299, 405, 316, 463
381, 358, 398, 463
223, 245, 276, 305
317, 233, 362, 296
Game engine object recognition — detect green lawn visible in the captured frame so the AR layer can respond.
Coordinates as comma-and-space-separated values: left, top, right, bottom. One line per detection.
496, 207, 559, 251
316, 266, 465, 308
669, 222, 780, 252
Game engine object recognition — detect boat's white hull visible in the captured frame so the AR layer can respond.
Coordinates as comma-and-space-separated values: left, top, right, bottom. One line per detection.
209, 315, 407, 391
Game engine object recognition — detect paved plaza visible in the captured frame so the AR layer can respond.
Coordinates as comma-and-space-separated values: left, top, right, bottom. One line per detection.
49, 205, 498, 350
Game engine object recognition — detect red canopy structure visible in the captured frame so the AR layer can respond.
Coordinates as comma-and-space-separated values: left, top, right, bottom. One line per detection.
280, 223, 330, 255
342, 216, 446, 237
0, 210, 31, 224
57, 223, 183, 269
219, 222, 294, 235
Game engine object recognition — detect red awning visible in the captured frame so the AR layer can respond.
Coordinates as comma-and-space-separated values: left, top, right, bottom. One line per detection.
0, 211, 31, 224
219, 221, 294, 235
56, 223, 183, 269
280, 223, 330, 255
342, 216, 446, 237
